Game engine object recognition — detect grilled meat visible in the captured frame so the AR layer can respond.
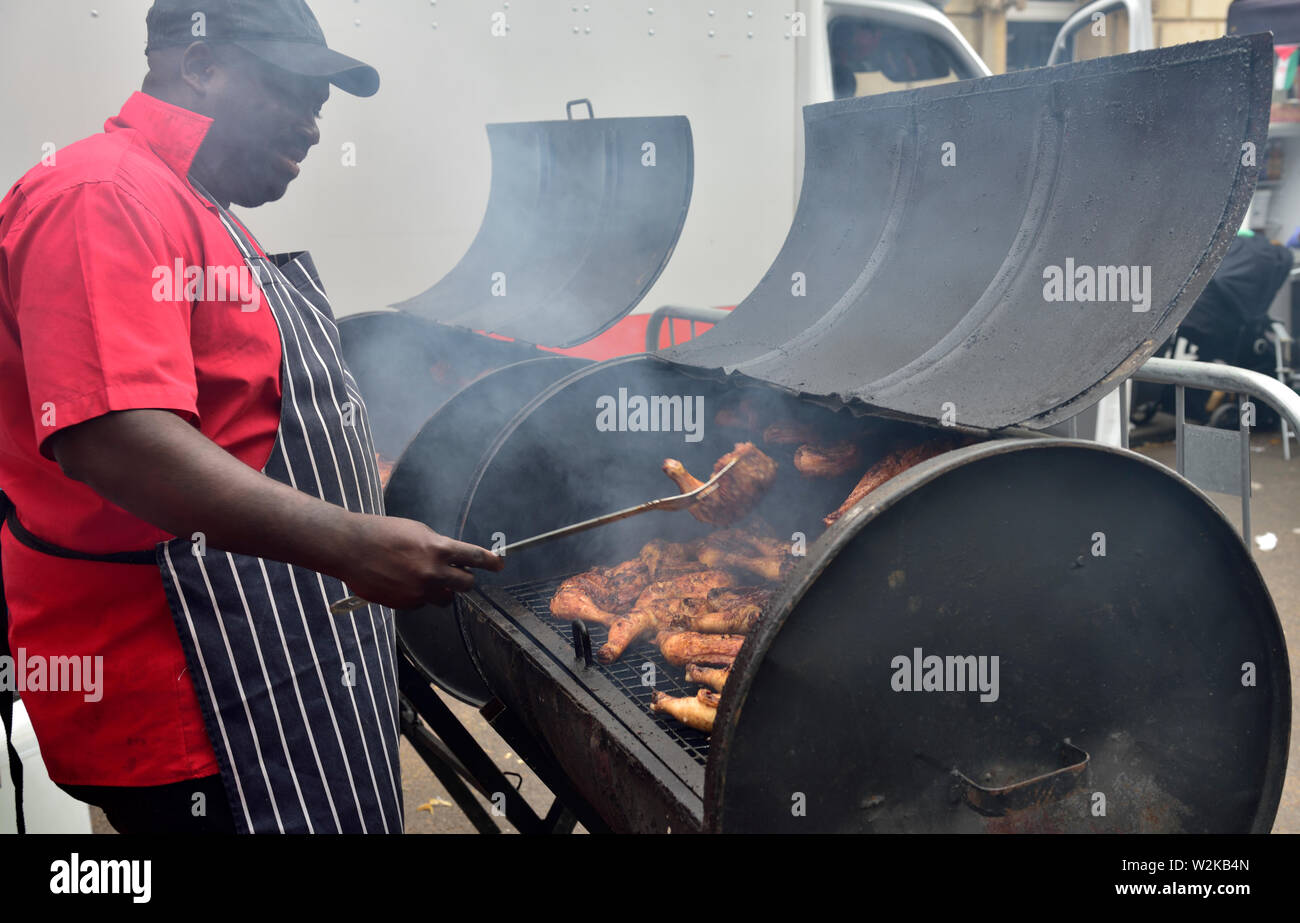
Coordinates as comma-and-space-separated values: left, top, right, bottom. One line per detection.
596, 558, 653, 611
686, 663, 730, 693
551, 567, 643, 615
696, 688, 722, 709
823, 437, 963, 526
714, 397, 762, 431
639, 538, 700, 578
656, 630, 745, 667
550, 539, 701, 620
706, 586, 774, 610
665, 586, 769, 634
794, 440, 862, 478
651, 690, 716, 732
762, 420, 824, 446
597, 570, 734, 663
662, 442, 778, 526
671, 602, 762, 635
636, 569, 736, 611
375, 453, 395, 489
548, 584, 621, 625
698, 529, 793, 581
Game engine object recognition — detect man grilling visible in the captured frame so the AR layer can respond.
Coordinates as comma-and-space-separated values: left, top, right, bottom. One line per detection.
0, 0, 502, 834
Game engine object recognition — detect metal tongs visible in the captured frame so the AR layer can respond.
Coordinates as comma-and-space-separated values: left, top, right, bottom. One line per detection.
328, 459, 736, 615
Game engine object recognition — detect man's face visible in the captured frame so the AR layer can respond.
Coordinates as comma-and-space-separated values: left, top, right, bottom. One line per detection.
197, 44, 329, 207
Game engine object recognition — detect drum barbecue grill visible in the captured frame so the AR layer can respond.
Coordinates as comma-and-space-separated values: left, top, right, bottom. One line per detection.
354, 36, 1291, 833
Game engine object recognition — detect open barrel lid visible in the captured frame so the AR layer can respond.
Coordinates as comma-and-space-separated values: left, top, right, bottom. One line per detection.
662, 35, 1272, 431
392, 105, 693, 349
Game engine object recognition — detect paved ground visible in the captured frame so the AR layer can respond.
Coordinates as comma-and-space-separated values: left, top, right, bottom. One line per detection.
88, 422, 1300, 835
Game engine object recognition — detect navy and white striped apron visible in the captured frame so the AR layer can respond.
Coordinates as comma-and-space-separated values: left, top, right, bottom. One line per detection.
152, 182, 402, 833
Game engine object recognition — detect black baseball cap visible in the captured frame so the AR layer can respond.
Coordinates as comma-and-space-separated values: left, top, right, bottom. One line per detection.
146, 0, 380, 97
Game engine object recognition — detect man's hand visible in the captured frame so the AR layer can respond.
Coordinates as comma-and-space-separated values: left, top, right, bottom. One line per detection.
47, 408, 503, 609
340, 515, 504, 609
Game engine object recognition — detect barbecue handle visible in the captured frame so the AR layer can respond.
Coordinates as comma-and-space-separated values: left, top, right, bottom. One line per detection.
950, 741, 1090, 818
565, 98, 594, 120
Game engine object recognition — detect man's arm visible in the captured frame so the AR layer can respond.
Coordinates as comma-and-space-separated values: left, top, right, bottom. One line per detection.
48, 408, 502, 608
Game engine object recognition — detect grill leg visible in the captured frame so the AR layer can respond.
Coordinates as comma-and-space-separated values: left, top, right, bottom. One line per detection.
398, 655, 550, 834
480, 698, 613, 834
401, 706, 503, 835
543, 799, 579, 834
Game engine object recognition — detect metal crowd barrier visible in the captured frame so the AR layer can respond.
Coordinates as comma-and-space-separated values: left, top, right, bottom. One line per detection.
1127, 357, 1300, 544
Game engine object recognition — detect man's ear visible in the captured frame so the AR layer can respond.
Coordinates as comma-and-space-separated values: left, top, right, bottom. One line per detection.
179, 42, 221, 99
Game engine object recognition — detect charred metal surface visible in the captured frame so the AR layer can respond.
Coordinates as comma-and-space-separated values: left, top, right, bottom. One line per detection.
387, 357, 589, 705
461, 586, 704, 834
662, 36, 1272, 430
392, 113, 693, 348
708, 439, 1289, 833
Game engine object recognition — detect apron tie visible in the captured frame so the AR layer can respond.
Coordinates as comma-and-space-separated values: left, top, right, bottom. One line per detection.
0, 491, 25, 834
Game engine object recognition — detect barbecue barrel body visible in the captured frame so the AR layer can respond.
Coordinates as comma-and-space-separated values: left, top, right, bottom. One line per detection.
428, 357, 1289, 833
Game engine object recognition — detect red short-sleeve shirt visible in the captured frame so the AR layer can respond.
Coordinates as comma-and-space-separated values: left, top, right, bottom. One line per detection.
0, 92, 284, 785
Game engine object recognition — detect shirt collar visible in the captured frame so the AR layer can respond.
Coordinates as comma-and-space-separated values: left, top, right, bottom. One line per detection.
105, 91, 213, 183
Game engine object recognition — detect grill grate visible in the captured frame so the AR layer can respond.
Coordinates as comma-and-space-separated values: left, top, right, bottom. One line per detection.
507, 576, 712, 766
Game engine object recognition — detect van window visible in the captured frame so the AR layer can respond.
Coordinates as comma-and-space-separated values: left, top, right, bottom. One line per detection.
829, 16, 971, 98
1051, 7, 1130, 64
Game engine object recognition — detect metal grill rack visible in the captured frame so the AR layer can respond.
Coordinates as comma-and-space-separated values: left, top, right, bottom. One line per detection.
508, 576, 713, 766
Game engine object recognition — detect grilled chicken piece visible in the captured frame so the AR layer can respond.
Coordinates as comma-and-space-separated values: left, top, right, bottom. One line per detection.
706, 586, 774, 610
686, 663, 730, 693
638, 538, 699, 579
550, 539, 702, 622
651, 690, 716, 732
656, 630, 745, 667
794, 440, 862, 478
662, 442, 778, 526
696, 688, 722, 708
698, 529, 793, 582
671, 603, 762, 635
823, 437, 963, 526
549, 585, 621, 625
762, 419, 824, 446
663, 586, 769, 634
597, 570, 734, 663
714, 397, 761, 431
375, 453, 396, 489
638, 569, 735, 610
600, 540, 701, 608
550, 567, 640, 615
596, 559, 653, 611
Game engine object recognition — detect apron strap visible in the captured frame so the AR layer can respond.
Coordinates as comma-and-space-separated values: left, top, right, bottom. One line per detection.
188, 177, 264, 260
0, 498, 156, 833
2, 506, 155, 565
0, 491, 25, 834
